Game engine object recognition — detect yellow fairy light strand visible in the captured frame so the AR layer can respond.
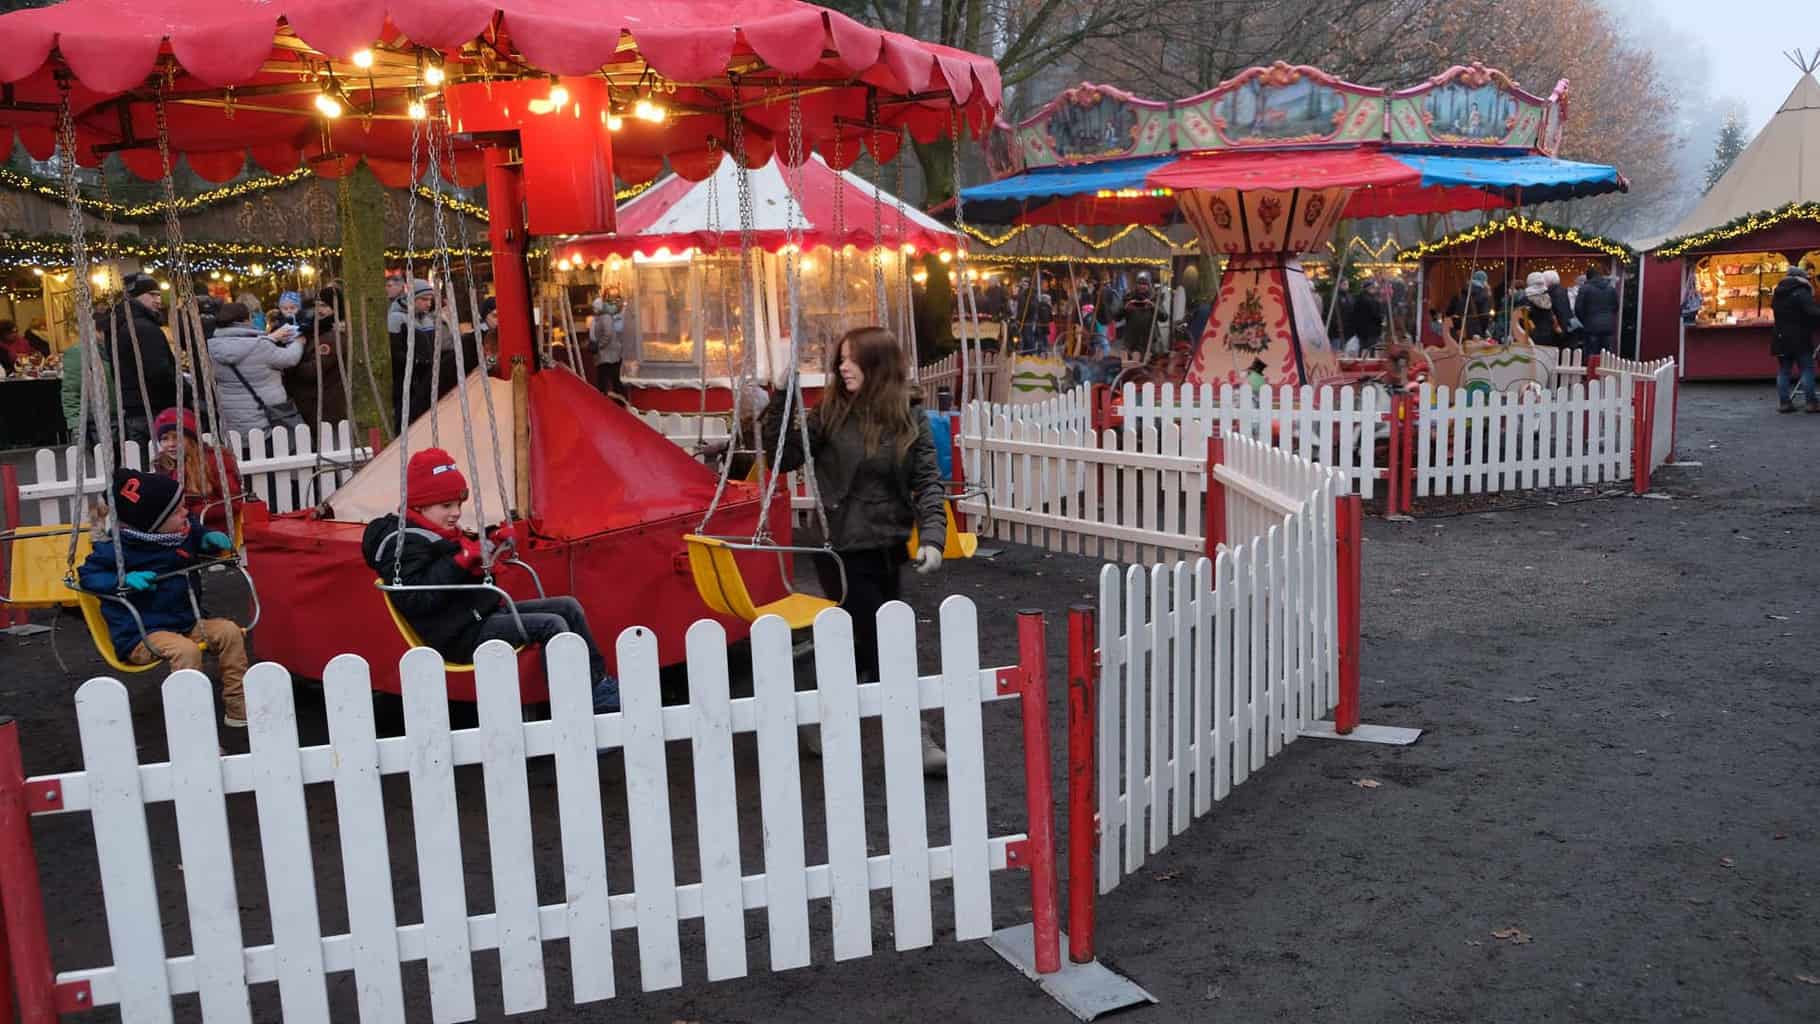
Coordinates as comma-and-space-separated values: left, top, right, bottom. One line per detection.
1655, 202, 1820, 258
1398, 214, 1632, 262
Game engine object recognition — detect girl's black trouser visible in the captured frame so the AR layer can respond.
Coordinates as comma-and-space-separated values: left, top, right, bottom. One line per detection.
815, 545, 906, 683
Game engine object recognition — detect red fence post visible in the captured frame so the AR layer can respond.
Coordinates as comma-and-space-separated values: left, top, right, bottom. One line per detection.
1631, 378, 1654, 496
949, 412, 967, 533
1334, 495, 1363, 735
1401, 394, 1418, 516
1, 464, 23, 628
1089, 383, 1109, 434
1065, 606, 1097, 965
1017, 610, 1061, 975
0, 718, 56, 1024
1203, 436, 1226, 558
1383, 396, 1402, 518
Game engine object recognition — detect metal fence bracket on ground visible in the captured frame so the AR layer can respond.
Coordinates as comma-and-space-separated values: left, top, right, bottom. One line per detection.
987, 924, 1156, 1022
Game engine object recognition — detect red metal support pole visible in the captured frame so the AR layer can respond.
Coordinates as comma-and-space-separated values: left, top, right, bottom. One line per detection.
1203, 435, 1226, 558
1065, 606, 1097, 965
1089, 383, 1108, 434
1382, 396, 1402, 519
1017, 610, 1061, 975
484, 148, 536, 380
1, 464, 23, 628
1399, 393, 1418, 517
949, 412, 967, 533
1334, 495, 1363, 734
1632, 378, 1656, 495
0, 719, 56, 1024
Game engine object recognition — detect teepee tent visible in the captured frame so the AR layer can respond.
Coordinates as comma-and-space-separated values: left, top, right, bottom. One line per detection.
1639, 71, 1820, 378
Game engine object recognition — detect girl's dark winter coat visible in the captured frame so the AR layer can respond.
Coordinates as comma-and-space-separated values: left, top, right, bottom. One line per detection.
760, 398, 947, 554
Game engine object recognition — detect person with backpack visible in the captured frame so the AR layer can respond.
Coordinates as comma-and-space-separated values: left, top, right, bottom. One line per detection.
1770, 265, 1820, 413
1573, 266, 1620, 360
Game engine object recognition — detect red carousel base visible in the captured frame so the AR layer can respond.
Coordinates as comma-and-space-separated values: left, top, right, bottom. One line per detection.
242, 492, 789, 702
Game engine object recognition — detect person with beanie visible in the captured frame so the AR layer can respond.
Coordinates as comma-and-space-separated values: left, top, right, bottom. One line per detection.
286, 286, 349, 428
269, 291, 304, 330
152, 407, 242, 533
78, 468, 247, 726
588, 285, 629, 397
94, 273, 179, 445
388, 278, 459, 426
1446, 270, 1493, 340
1769, 264, 1820, 412
1520, 271, 1569, 348
361, 448, 623, 713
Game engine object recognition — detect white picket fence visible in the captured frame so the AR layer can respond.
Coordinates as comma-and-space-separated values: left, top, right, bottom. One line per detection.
958, 404, 1209, 566
967, 385, 1092, 435
918, 351, 1001, 409
1095, 434, 1342, 892
1410, 378, 1631, 498
1593, 355, 1677, 471
1118, 382, 1384, 499
631, 409, 733, 450
15, 422, 369, 526
18, 600, 1040, 1021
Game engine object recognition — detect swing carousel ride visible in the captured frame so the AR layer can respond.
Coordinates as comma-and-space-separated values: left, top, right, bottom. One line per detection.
550, 153, 960, 412
0, 0, 999, 697
961, 63, 1629, 390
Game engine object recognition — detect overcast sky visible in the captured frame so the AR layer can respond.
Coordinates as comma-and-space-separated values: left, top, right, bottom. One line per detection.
1638, 0, 1810, 132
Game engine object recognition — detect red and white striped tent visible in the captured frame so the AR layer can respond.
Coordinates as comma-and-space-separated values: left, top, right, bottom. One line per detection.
553, 153, 960, 262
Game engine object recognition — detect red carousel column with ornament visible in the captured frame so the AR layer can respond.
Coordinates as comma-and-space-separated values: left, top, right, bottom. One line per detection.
1174, 185, 1354, 389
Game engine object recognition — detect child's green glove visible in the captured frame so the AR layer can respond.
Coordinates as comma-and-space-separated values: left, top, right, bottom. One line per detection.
202, 531, 233, 553
123, 570, 157, 592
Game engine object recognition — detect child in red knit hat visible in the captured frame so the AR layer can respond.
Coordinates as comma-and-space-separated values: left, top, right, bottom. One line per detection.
361, 447, 620, 712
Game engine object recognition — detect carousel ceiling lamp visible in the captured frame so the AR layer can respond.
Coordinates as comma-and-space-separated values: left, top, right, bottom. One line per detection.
633, 97, 667, 123
606, 114, 624, 131
350, 49, 375, 70
407, 99, 428, 120
313, 90, 344, 118
422, 61, 446, 88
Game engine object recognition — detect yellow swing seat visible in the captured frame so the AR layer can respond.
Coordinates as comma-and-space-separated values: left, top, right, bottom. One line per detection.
681, 534, 837, 630
2, 528, 92, 609
908, 499, 980, 561
376, 579, 526, 673
73, 588, 204, 675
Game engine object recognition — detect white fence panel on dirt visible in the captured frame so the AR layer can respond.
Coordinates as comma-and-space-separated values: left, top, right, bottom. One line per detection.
1411, 378, 1630, 498
1119, 383, 1382, 499
1096, 435, 1340, 893
22, 599, 1037, 1020
17, 421, 369, 526
1594, 355, 1677, 471
958, 405, 1208, 566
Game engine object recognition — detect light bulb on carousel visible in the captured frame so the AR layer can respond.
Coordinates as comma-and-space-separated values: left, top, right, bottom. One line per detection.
313, 91, 344, 119
350, 48, 375, 70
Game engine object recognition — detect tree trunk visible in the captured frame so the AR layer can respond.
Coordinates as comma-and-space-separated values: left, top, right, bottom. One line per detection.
914, 135, 957, 361
338, 162, 394, 440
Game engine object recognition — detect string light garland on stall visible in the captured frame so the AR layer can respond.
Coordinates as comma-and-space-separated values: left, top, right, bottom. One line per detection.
1398, 214, 1633, 262
1655, 202, 1820, 258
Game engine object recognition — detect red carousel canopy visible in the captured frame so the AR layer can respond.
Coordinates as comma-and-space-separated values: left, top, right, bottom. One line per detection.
0, 0, 1000, 187
554, 153, 958, 261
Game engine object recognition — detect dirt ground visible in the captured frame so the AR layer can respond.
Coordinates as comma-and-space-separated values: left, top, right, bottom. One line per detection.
2, 381, 1816, 1023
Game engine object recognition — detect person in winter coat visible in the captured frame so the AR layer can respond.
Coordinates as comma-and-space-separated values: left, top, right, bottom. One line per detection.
96, 274, 179, 445
1445, 270, 1493, 340
209, 301, 304, 437
151, 407, 242, 534
1119, 273, 1161, 355
1573, 266, 1620, 359
1347, 280, 1386, 354
589, 285, 630, 397
361, 448, 622, 712
268, 291, 304, 330
760, 326, 949, 771
286, 287, 348, 428
1544, 270, 1576, 338
1769, 265, 1820, 412
1520, 271, 1569, 348
78, 468, 247, 726
389, 278, 457, 425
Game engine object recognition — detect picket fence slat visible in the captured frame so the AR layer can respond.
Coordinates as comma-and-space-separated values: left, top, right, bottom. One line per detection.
161, 672, 252, 1024
941, 596, 995, 942
877, 603, 935, 951
545, 636, 617, 1003
322, 655, 409, 1020
474, 642, 549, 1013
750, 617, 813, 971
401, 648, 478, 1023
619, 626, 684, 991
246, 665, 333, 1024
814, 610, 874, 961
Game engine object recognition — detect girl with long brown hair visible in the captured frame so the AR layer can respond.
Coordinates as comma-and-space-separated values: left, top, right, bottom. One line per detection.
762, 326, 949, 769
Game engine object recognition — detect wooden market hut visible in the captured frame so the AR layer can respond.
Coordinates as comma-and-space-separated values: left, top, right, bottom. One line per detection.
1637, 73, 1820, 378
1404, 214, 1634, 345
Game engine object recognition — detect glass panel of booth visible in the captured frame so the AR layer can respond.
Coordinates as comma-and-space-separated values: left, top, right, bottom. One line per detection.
1690, 251, 1789, 325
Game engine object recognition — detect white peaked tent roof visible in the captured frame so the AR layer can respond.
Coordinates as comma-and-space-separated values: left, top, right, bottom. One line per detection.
1666, 73, 1820, 240
327, 372, 516, 532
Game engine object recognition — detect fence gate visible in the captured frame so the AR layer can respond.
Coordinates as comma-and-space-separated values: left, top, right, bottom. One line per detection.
0, 598, 1059, 1023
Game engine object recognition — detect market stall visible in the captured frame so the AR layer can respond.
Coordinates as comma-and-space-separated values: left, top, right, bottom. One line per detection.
1638, 72, 1820, 378
1402, 214, 1634, 346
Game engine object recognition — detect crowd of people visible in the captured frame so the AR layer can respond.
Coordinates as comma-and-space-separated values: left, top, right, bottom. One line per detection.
1433, 265, 1622, 360
977, 269, 1183, 360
